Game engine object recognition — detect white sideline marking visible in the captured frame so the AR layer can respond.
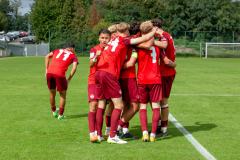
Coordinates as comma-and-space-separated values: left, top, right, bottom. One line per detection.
169, 113, 217, 160
172, 93, 240, 97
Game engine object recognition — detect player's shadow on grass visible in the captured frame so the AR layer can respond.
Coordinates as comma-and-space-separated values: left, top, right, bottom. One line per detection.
65, 113, 88, 119
130, 122, 217, 140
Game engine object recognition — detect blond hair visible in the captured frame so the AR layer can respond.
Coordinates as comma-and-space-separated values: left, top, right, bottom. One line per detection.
108, 24, 117, 33
116, 22, 130, 33
140, 21, 153, 34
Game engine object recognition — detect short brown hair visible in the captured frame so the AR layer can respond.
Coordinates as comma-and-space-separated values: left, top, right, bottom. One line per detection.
152, 18, 163, 28
117, 22, 130, 33
140, 21, 153, 34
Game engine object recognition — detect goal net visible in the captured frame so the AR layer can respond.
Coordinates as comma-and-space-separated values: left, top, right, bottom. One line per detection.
204, 43, 240, 58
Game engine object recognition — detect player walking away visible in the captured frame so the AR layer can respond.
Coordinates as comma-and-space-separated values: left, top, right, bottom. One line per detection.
152, 18, 177, 136
95, 22, 156, 144
45, 43, 78, 120
88, 29, 111, 143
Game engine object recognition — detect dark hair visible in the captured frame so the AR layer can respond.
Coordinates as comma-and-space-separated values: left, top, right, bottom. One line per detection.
98, 28, 111, 36
152, 18, 164, 28
129, 21, 141, 35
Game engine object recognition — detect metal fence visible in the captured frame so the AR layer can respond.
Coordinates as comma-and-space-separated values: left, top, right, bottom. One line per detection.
0, 42, 49, 57
173, 31, 240, 57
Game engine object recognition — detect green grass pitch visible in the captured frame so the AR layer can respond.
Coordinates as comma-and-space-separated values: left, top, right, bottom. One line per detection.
0, 57, 240, 160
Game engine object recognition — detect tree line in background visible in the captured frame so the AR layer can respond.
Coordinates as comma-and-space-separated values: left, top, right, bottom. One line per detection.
1, 0, 240, 51
0, 0, 29, 32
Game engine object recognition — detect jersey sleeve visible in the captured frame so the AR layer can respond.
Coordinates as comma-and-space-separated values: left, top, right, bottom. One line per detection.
160, 49, 166, 60
89, 48, 96, 60
52, 49, 59, 56
123, 37, 131, 45
73, 55, 78, 63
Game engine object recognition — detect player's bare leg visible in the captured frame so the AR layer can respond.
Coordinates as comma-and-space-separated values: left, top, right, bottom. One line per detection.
150, 102, 161, 142
58, 90, 66, 120
105, 101, 114, 137
88, 101, 98, 142
96, 99, 106, 142
107, 97, 127, 144
49, 89, 58, 118
121, 102, 139, 123
119, 102, 139, 137
160, 98, 169, 135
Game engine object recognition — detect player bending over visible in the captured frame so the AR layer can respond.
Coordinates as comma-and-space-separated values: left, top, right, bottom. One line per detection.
45, 43, 78, 120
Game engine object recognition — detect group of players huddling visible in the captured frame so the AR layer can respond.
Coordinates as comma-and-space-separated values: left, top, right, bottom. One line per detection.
45, 18, 176, 144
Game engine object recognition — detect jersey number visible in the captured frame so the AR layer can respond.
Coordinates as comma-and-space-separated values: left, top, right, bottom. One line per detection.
56, 49, 71, 61
150, 47, 157, 63
110, 38, 119, 52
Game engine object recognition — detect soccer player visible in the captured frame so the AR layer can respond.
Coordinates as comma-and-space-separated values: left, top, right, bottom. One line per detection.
133, 21, 162, 142
152, 18, 177, 136
45, 43, 78, 120
95, 22, 157, 144
103, 24, 117, 138
117, 22, 141, 138
88, 29, 111, 142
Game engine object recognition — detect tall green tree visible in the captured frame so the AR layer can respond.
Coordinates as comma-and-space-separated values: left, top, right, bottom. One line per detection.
0, 11, 8, 30
31, 0, 64, 41
58, 0, 74, 40
0, 0, 12, 14
0, 0, 11, 31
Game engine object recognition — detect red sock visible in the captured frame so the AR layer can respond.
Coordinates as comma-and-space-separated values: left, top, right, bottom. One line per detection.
105, 115, 111, 127
110, 109, 122, 138
51, 106, 56, 112
123, 122, 129, 128
119, 120, 129, 128
88, 112, 96, 133
161, 120, 168, 128
139, 109, 148, 132
152, 108, 160, 134
59, 107, 64, 116
118, 119, 125, 127
96, 108, 105, 137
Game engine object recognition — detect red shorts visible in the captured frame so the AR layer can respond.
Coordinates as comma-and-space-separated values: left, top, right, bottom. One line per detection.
46, 73, 67, 92
95, 71, 122, 99
162, 75, 175, 98
88, 84, 99, 102
138, 84, 162, 104
119, 78, 139, 103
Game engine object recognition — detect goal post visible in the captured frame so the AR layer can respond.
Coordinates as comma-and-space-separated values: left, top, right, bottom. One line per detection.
204, 42, 240, 58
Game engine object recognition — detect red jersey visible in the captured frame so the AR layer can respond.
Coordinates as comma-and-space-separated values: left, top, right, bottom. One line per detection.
157, 31, 176, 76
120, 35, 139, 79
137, 46, 162, 84
97, 36, 130, 79
88, 44, 104, 84
120, 47, 136, 79
47, 49, 78, 77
